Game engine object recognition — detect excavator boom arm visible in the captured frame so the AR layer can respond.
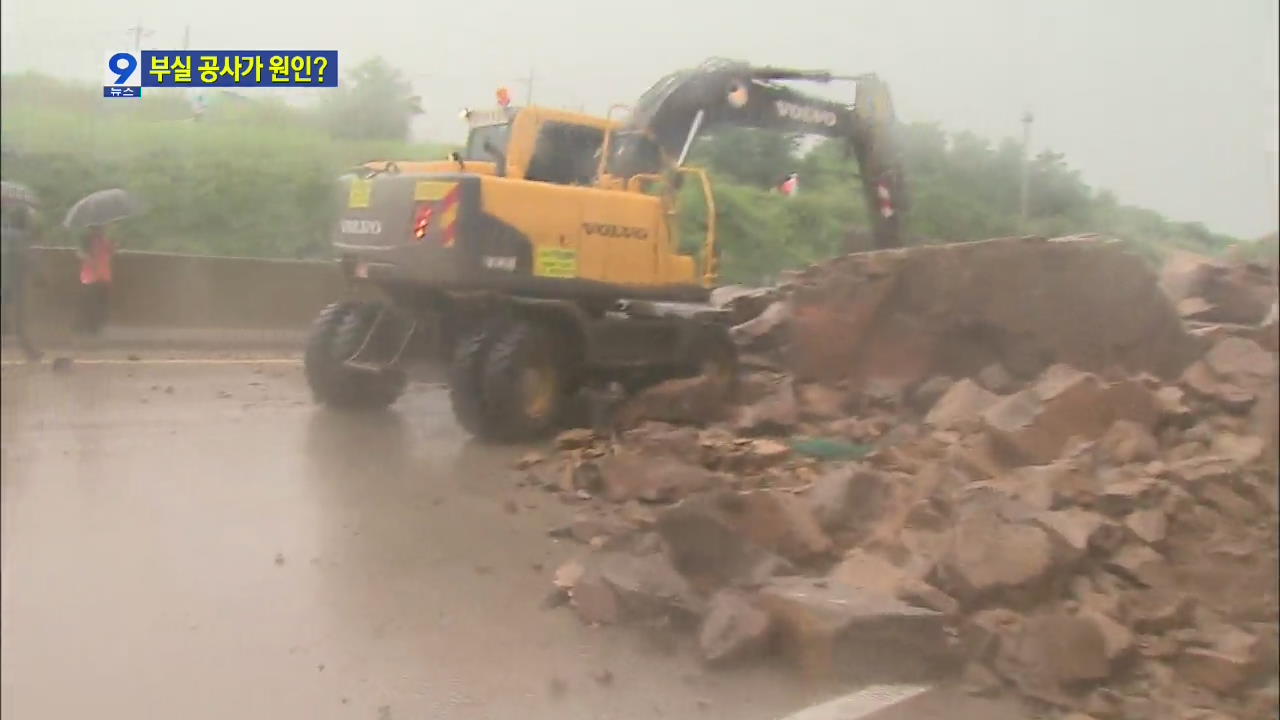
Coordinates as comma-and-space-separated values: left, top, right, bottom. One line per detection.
623, 58, 909, 249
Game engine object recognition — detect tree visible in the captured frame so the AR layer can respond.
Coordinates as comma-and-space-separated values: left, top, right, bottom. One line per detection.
317, 57, 423, 142
688, 127, 800, 188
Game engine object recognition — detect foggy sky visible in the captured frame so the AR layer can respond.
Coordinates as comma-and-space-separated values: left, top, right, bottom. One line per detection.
2, 0, 1276, 238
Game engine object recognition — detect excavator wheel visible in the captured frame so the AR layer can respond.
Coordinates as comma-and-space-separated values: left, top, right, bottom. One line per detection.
447, 322, 499, 437
479, 319, 567, 441
305, 301, 407, 410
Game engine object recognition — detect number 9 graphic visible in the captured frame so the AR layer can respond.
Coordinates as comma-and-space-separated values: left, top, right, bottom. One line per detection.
108, 52, 137, 84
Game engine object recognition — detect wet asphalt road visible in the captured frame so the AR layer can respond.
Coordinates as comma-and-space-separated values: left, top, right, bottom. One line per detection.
1, 359, 829, 720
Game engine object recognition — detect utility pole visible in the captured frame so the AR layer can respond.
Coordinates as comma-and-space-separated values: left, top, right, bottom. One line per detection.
125, 21, 155, 52
1019, 110, 1034, 230
182, 25, 190, 50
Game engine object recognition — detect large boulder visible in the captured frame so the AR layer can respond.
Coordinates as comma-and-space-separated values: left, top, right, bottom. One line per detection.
785, 236, 1199, 390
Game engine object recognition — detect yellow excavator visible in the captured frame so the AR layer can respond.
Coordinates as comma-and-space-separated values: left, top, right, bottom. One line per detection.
304, 58, 909, 441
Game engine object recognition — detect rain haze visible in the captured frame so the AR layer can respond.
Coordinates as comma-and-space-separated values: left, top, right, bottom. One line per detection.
5, 2, 1280, 720
3, 0, 1277, 237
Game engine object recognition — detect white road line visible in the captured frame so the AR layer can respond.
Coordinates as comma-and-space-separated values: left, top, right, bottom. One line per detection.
776, 684, 933, 720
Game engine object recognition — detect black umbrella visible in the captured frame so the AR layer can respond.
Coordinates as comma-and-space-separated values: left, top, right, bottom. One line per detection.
1, 180, 39, 208
63, 188, 143, 229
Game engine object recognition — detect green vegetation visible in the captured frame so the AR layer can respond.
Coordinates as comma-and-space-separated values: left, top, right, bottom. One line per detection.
2, 63, 1265, 280
1, 60, 449, 258
677, 125, 1254, 284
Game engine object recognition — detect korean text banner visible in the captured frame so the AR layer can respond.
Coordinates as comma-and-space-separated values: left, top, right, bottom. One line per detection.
137, 51, 338, 87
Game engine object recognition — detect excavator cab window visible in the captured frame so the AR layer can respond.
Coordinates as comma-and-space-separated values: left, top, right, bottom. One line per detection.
606, 131, 663, 180
525, 121, 604, 186
464, 123, 511, 164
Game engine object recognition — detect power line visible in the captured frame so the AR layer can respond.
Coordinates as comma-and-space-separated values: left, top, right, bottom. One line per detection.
125, 21, 155, 52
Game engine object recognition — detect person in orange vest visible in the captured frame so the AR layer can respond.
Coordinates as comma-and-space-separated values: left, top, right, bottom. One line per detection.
76, 224, 115, 335
778, 172, 799, 197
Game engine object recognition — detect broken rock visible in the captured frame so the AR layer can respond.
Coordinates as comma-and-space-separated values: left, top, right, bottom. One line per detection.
796, 383, 848, 421
698, 589, 771, 665
656, 496, 789, 589
1079, 610, 1134, 663
1176, 647, 1256, 693
596, 450, 719, 503
924, 378, 1000, 430
1126, 591, 1197, 633
555, 428, 597, 450
934, 504, 1056, 605
805, 464, 891, 534
1032, 508, 1119, 561
994, 612, 1111, 707
719, 490, 833, 563
1124, 508, 1169, 547
758, 576, 950, 683
910, 375, 955, 414
573, 550, 701, 623
977, 362, 1017, 394
730, 300, 790, 348
614, 375, 728, 429
1107, 544, 1173, 589
1098, 419, 1159, 465
982, 365, 1159, 465
733, 377, 799, 434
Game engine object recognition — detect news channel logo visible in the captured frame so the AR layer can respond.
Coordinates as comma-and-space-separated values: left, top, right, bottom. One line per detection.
103, 50, 338, 98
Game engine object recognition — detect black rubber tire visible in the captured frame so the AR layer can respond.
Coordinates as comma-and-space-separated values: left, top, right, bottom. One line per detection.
304, 301, 407, 410
447, 322, 498, 437
479, 320, 566, 442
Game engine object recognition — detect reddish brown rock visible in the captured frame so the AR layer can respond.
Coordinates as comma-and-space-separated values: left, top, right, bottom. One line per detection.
655, 496, 790, 588
934, 504, 1056, 603
795, 383, 848, 420
1032, 508, 1118, 560
1079, 610, 1134, 663
994, 612, 1111, 707
1125, 508, 1169, 546
719, 490, 833, 563
730, 300, 790, 348
758, 576, 950, 683
1198, 483, 1258, 521
1098, 419, 1159, 465
785, 236, 1198, 389
1154, 385, 1193, 422
621, 422, 704, 465
733, 377, 799, 434
614, 374, 729, 429
1210, 432, 1266, 466
925, 379, 1001, 430
698, 589, 772, 665
911, 375, 955, 414
962, 607, 1025, 662
555, 428, 597, 449
977, 362, 1017, 394
1107, 544, 1173, 589
982, 365, 1159, 465
1125, 591, 1196, 633
596, 450, 719, 503
1176, 647, 1256, 693
806, 464, 891, 534
745, 438, 791, 467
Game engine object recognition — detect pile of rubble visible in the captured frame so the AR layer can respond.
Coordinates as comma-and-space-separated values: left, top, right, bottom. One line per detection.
520, 236, 1279, 719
